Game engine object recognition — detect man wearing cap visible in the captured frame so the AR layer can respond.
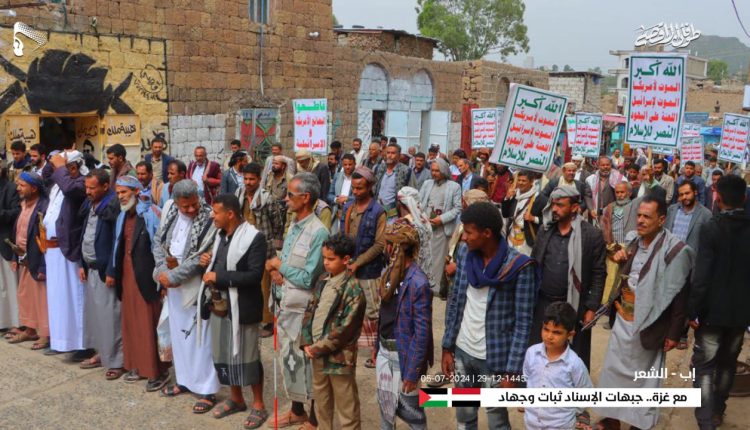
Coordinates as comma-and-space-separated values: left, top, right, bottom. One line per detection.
418, 158, 462, 294
340, 165, 386, 368
77, 168, 123, 378
108, 175, 169, 391
6, 172, 49, 350
531, 186, 606, 369
374, 143, 415, 222
43, 150, 93, 360
532, 162, 592, 217
296, 149, 331, 205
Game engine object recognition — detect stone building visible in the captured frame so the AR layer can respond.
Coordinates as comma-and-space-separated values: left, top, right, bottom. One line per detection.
548, 71, 603, 114
1, 0, 547, 163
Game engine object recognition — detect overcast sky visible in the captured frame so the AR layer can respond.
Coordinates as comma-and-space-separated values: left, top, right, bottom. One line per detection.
333, 0, 750, 70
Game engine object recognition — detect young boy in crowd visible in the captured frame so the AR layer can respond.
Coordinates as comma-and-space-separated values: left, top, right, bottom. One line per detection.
523, 302, 593, 430
300, 233, 366, 430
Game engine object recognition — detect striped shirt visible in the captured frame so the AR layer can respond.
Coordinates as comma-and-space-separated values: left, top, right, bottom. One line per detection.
671, 205, 694, 242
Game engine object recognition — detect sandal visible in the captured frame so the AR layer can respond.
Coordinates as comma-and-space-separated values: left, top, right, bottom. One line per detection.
244, 408, 269, 429
160, 384, 190, 397
266, 410, 308, 428
7, 331, 39, 344
213, 399, 248, 419
146, 372, 170, 392
105, 368, 125, 380
80, 357, 102, 369
364, 358, 376, 369
31, 341, 50, 351
3, 327, 22, 339
123, 369, 145, 383
193, 394, 217, 414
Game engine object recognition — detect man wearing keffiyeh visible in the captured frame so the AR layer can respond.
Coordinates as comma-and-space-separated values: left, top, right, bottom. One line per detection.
376, 220, 432, 430
531, 186, 606, 370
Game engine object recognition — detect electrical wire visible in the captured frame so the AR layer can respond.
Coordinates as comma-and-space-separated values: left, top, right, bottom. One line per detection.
731, 0, 750, 38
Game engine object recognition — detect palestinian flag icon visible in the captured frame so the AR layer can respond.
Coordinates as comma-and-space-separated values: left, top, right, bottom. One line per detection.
419, 388, 482, 408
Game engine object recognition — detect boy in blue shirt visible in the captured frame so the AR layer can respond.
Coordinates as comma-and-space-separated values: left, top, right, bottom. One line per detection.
524, 302, 593, 430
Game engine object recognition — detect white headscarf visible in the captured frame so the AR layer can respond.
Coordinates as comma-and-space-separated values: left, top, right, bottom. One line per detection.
397, 187, 430, 231
64, 150, 89, 175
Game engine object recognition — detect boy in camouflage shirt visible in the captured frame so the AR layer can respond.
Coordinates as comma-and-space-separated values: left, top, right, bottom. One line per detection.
301, 233, 366, 430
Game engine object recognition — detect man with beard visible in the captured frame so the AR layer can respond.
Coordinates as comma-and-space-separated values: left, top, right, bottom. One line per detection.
153, 179, 219, 413
220, 151, 249, 195
108, 176, 168, 391
676, 161, 707, 205
585, 156, 625, 223
43, 150, 92, 360
531, 187, 606, 369
135, 161, 160, 203
265, 155, 290, 205
375, 143, 415, 222
144, 135, 173, 185
6, 173, 48, 349
633, 164, 666, 201
196, 194, 269, 427
158, 159, 187, 207
28, 144, 47, 175
501, 171, 539, 256
265, 172, 328, 429
594, 196, 691, 430
599, 182, 638, 309
106, 144, 135, 189
533, 162, 592, 217
339, 166, 386, 369
235, 162, 284, 338
411, 153, 431, 190
350, 138, 366, 166
8, 140, 30, 183
296, 149, 331, 203
187, 146, 222, 205
654, 159, 675, 203
418, 158, 462, 295
77, 169, 124, 379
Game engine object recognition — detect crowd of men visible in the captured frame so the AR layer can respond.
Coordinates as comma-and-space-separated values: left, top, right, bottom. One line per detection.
0, 135, 748, 430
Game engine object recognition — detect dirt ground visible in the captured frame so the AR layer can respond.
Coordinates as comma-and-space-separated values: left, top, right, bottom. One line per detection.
0, 297, 748, 429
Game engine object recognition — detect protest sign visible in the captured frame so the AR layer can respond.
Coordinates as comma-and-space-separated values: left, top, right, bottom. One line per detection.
566, 115, 576, 149
490, 83, 567, 173
293, 98, 327, 154
471, 108, 498, 149
572, 113, 602, 158
681, 122, 701, 138
680, 138, 704, 165
626, 53, 687, 148
718, 113, 750, 164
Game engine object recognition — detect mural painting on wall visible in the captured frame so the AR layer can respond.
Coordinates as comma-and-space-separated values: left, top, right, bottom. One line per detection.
238, 108, 278, 163
0, 26, 168, 158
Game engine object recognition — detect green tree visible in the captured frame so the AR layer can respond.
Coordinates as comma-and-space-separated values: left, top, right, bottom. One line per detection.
551, 64, 559, 72
416, 0, 529, 61
333, 14, 339, 27
707, 59, 729, 84
563, 64, 573, 72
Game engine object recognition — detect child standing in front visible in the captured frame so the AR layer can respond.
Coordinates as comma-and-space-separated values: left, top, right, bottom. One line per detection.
524, 302, 593, 430
300, 233, 366, 430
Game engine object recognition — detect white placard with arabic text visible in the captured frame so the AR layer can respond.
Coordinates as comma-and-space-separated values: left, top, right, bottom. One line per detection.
471, 108, 498, 149
718, 113, 750, 164
293, 98, 327, 154
626, 53, 687, 148
490, 84, 567, 173
572, 113, 602, 158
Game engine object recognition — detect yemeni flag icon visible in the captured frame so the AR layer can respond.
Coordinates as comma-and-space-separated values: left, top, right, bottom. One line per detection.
419, 388, 482, 408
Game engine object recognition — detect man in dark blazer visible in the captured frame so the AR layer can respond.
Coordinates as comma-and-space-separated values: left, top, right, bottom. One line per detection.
187, 146, 222, 205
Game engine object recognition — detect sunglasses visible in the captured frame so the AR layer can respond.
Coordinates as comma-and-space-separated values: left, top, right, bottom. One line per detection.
287, 191, 309, 198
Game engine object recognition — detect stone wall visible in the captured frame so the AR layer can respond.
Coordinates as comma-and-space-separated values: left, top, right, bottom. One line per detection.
334, 31, 434, 60
463, 60, 549, 107
549, 75, 603, 113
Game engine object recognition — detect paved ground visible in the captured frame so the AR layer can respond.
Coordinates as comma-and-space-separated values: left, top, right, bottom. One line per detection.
1, 298, 748, 429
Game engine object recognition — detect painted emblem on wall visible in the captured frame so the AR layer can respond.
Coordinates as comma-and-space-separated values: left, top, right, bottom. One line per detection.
0, 49, 134, 117
13, 22, 47, 57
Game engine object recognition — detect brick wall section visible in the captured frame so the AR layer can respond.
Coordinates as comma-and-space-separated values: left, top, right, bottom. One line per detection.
462, 61, 549, 107
168, 114, 228, 162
